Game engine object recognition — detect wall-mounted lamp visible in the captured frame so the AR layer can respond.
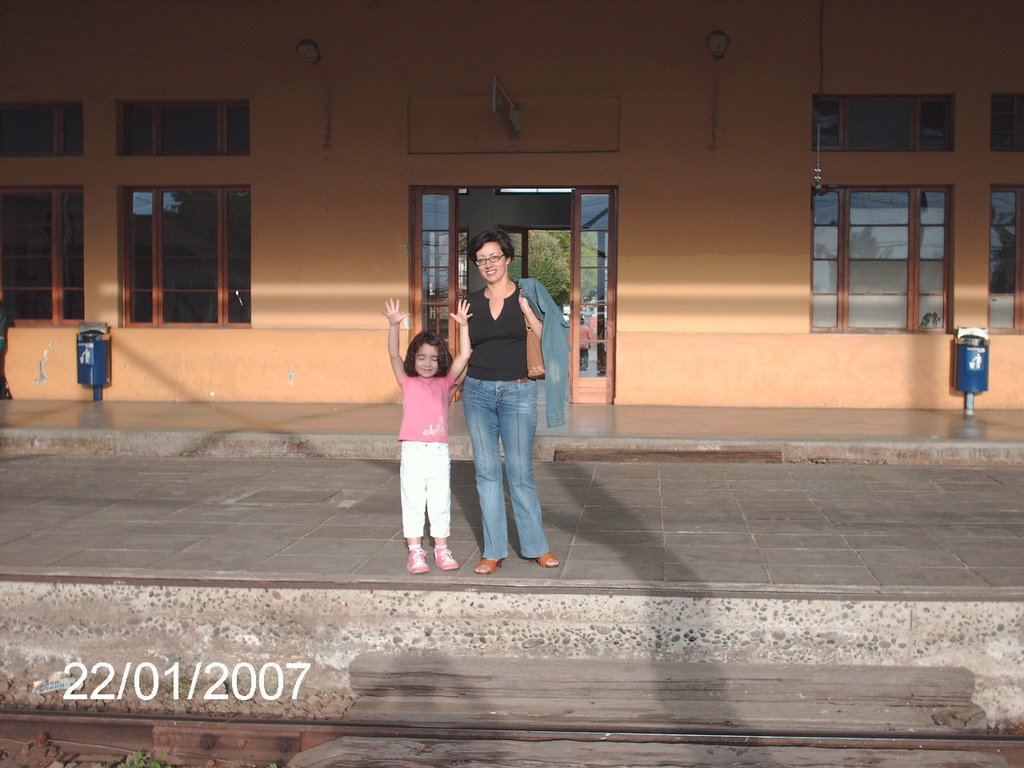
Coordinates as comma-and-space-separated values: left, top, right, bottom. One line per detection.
295, 38, 322, 64
705, 30, 730, 150
705, 29, 730, 60
294, 38, 331, 150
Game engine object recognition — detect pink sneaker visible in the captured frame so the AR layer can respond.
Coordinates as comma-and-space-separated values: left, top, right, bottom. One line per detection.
407, 547, 429, 574
434, 547, 460, 571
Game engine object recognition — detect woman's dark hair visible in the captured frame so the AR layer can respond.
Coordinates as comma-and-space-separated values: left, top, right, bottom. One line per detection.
404, 330, 452, 377
468, 229, 515, 261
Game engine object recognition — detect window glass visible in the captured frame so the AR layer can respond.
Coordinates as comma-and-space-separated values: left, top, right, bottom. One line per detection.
129, 192, 154, 323
581, 231, 604, 268
227, 190, 252, 323
989, 254, 1016, 293
162, 105, 218, 154
227, 105, 250, 154
812, 260, 837, 293
919, 100, 948, 149
847, 99, 912, 149
992, 190, 1016, 223
812, 294, 837, 328
162, 192, 217, 256
849, 261, 906, 293
813, 191, 838, 225
813, 227, 837, 259
61, 191, 85, 322
125, 105, 154, 154
919, 261, 944, 294
918, 295, 944, 327
849, 227, 908, 260
989, 189, 1019, 329
850, 191, 909, 225
581, 194, 609, 230
920, 227, 944, 260
989, 295, 1014, 328
920, 191, 945, 225
422, 195, 448, 232
848, 295, 907, 328
62, 106, 84, 154
1, 194, 52, 256
1, 108, 54, 155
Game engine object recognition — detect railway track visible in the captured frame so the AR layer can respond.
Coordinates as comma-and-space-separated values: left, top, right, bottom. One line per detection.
2, 710, 1023, 768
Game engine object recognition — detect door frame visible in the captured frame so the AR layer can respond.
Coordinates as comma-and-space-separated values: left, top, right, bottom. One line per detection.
410, 185, 617, 404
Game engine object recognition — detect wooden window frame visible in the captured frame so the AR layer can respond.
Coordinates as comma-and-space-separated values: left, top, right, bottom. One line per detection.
991, 95, 1024, 152
119, 101, 249, 156
0, 187, 84, 326
123, 186, 251, 327
813, 95, 953, 152
811, 186, 951, 333
0, 103, 83, 156
989, 186, 1024, 331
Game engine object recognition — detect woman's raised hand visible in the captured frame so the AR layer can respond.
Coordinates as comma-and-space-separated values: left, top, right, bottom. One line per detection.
383, 298, 409, 326
450, 298, 473, 326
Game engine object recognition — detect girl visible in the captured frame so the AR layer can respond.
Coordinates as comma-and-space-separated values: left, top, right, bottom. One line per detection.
383, 298, 472, 574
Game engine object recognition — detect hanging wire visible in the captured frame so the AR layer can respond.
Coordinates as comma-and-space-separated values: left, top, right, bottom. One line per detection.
814, 122, 822, 191
709, 64, 721, 150
813, 0, 825, 190
316, 62, 333, 150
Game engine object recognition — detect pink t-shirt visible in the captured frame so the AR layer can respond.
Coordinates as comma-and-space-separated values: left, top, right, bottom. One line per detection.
398, 373, 457, 442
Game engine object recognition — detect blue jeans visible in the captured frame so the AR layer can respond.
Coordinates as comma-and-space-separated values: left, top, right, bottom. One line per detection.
462, 377, 551, 560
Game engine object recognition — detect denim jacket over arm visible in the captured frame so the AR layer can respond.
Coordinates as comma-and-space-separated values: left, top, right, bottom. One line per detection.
517, 278, 569, 428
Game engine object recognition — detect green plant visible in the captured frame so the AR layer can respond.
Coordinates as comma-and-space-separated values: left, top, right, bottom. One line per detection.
109, 753, 166, 768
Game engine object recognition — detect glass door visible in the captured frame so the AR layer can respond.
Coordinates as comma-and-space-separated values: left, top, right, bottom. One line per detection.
572, 188, 616, 403
411, 188, 466, 352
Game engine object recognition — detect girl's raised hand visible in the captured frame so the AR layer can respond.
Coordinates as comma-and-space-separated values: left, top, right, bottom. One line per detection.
383, 298, 409, 326
449, 298, 473, 325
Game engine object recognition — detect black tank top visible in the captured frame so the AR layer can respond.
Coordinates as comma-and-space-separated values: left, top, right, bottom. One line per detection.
466, 287, 527, 381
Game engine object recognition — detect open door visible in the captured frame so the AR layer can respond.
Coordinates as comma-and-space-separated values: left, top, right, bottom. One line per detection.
411, 186, 616, 404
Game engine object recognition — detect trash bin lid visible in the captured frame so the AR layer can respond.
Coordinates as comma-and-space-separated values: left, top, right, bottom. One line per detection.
955, 326, 988, 341
78, 321, 109, 334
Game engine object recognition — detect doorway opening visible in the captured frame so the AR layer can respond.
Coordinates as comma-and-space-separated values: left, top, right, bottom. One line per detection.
411, 186, 616, 404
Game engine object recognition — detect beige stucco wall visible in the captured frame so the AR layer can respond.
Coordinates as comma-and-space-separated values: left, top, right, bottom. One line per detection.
1, 0, 1023, 407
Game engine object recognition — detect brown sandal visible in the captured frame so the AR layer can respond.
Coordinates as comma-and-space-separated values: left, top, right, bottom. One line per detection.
534, 552, 560, 568
474, 558, 504, 575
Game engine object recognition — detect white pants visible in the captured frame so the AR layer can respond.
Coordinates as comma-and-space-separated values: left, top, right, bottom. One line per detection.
400, 441, 452, 540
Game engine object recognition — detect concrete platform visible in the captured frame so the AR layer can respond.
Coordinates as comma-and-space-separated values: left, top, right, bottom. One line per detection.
1, 400, 1023, 730
4, 399, 1024, 464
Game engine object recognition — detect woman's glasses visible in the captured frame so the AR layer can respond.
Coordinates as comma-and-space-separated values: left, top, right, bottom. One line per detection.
475, 253, 506, 266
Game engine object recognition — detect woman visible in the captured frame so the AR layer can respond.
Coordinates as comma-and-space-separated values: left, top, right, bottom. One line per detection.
462, 229, 569, 575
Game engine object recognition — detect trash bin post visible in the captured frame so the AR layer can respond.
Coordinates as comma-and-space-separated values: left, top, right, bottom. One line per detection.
953, 327, 989, 417
76, 322, 111, 401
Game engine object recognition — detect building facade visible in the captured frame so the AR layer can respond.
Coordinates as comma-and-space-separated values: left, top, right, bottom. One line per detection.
2, 0, 1023, 408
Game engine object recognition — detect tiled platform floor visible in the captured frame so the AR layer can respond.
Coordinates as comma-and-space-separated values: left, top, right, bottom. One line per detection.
2, 453, 1023, 597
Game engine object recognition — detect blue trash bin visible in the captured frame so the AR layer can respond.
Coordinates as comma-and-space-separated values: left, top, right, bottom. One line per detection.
954, 327, 988, 415
954, 327, 989, 393
77, 322, 110, 400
